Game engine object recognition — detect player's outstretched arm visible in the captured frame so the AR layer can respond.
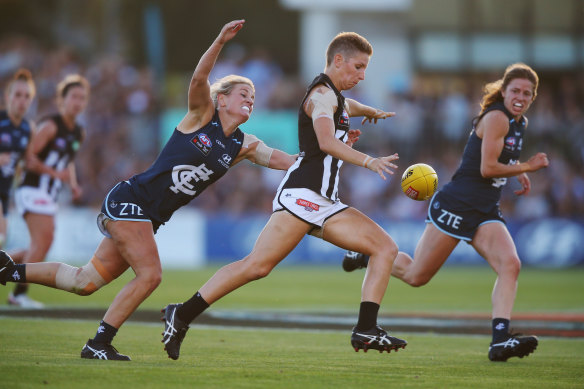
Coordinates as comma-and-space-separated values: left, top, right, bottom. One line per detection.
306, 87, 398, 179
187, 19, 246, 111
345, 98, 395, 125
265, 149, 297, 170
233, 133, 297, 170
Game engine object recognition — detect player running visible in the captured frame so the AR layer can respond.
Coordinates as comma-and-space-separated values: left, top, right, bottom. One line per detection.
0, 19, 297, 360
160, 29, 406, 360
7, 74, 88, 308
342, 63, 549, 362
0, 69, 36, 253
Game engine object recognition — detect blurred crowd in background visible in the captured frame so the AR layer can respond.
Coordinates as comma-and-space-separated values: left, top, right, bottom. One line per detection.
1, 35, 583, 221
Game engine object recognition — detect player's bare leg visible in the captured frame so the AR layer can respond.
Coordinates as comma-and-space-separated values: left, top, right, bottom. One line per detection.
22, 213, 54, 264
162, 211, 310, 360
3, 237, 128, 293
0, 234, 133, 359
8, 213, 55, 308
472, 222, 520, 319
392, 223, 458, 286
472, 222, 537, 361
81, 220, 160, 361
323, 207, 407, 353
100, 220, 161, 328
199, 211, 309, 303
324, 208, 396, 303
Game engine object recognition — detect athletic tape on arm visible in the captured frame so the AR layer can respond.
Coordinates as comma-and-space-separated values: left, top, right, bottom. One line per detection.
309, 88, 336, 121
243, 133, 274, 167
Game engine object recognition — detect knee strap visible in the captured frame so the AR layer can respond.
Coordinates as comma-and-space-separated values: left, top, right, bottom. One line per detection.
55, 256, 113, 295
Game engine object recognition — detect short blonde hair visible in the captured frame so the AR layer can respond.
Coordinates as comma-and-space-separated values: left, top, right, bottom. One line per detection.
210, 75, 254, 108
56, 74, 90, 101
326, 32, 373, 67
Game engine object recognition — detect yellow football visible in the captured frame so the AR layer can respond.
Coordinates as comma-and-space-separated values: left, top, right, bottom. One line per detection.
401, 163, 438, 201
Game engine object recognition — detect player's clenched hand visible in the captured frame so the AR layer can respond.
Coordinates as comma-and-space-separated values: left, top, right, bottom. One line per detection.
524, 152, 549, 172
366, 153, 399, 180
361, 109, 395, 125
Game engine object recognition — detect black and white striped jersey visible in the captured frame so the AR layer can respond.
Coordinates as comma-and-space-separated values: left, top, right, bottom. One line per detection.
20, 114, 83, 200
281, 73, 350, 201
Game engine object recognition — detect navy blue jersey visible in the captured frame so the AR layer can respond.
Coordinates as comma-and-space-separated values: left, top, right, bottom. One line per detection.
20, 114, 83, 200
282, 73, 350, 201
440, 101, 526, 213
128, 109, 244, 224
0, 110, 31, 194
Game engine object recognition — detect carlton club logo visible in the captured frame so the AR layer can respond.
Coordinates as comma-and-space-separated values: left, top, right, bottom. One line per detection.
169, 164, 214, 196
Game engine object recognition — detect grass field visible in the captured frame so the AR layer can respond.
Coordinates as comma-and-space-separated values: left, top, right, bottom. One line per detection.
1, 265, 583, 388
3, 265, 584, 313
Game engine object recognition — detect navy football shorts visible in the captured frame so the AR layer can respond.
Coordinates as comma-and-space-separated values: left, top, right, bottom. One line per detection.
426, 190, 505, 242
98, 181, 160, 237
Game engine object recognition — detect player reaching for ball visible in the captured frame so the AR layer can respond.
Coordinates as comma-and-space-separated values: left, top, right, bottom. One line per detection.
342, 63, 549, 362
0, 19, 299, 360
160, 30, 406, 360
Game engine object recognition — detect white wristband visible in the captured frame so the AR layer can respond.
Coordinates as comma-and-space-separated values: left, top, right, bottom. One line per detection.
363, 156, 374, 169
363, 156, 371, 167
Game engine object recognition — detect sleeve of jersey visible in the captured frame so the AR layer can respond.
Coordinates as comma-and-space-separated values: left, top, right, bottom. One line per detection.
242, 133, 274, 167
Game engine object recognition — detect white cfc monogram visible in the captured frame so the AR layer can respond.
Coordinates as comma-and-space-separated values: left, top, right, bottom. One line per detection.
169, 164, 214, 196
